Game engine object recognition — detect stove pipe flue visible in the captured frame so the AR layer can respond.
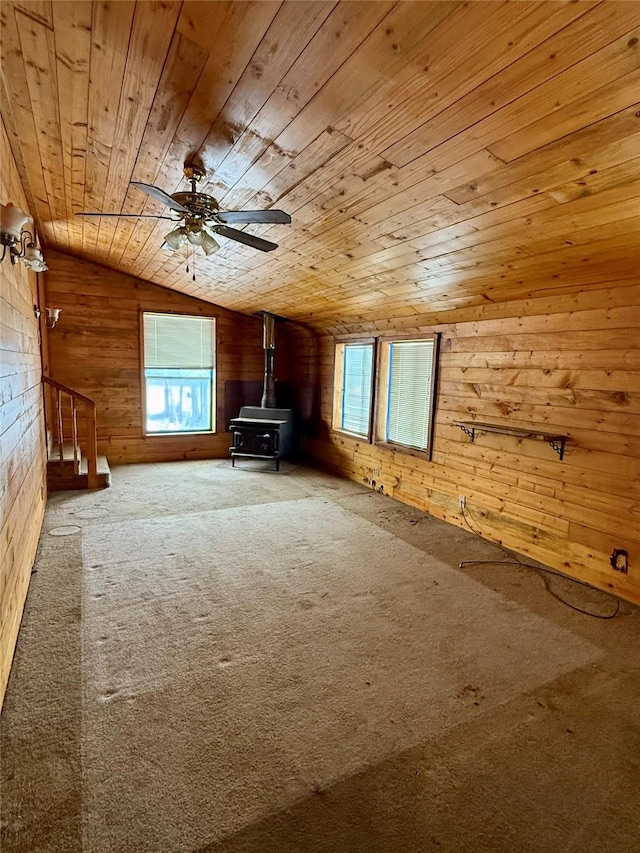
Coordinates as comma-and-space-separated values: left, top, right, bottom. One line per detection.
261, 312, 276, 408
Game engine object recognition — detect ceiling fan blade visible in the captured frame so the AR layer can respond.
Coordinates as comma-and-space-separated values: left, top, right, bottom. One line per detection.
131, 181, 191, 214
215, 225, 278, 252
75, 212, 174, 219
216, 210, 291, 225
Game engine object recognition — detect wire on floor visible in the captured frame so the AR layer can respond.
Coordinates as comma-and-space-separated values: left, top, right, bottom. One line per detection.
458, 502, 620, 620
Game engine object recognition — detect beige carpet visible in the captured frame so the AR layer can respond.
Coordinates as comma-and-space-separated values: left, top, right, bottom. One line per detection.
3, 461, 640, 853
80, 496, 598, 852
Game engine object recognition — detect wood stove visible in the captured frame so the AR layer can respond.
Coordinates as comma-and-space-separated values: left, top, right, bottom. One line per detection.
229, 313, 294, 470
229, 406, 294, 470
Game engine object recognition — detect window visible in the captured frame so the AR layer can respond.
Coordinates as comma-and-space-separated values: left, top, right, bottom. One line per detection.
142, 312, 215, 434
377, 336, 438, 456
332, 342, 374, 437
332, 333, 439, 456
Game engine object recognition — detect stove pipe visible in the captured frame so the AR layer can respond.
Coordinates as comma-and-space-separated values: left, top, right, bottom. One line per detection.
261, 312, 276, 408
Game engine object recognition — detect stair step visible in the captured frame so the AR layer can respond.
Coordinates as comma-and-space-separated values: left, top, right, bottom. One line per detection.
80, 455, 112, 483
47, 454, 111, 491
49, 442, 81, 467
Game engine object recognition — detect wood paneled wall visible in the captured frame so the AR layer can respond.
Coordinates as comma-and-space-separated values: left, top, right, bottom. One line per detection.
286, 283, 640, 605
44, 251, 265, 464
0, 117, 47, 706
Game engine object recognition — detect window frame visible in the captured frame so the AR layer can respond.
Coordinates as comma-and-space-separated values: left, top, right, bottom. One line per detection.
140, 310, 217, 437
331, 338, 376, 441
374, 332, 440, 460
331, 332, 440, 459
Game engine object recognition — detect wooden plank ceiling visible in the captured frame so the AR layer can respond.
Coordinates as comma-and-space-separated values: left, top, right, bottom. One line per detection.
1, 0, 639, 332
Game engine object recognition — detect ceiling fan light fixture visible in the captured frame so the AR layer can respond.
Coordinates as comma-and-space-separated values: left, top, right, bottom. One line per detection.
200, 229, 219, 256
163, 226, 186, 251
186, 228, 204, 246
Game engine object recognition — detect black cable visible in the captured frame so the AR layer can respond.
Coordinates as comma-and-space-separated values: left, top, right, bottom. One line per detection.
458, 502, 620, 619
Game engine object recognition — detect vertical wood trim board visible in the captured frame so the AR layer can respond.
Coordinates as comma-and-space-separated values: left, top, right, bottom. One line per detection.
0, 116, 47, 707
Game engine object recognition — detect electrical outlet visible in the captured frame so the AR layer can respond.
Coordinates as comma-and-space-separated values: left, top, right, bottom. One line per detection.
458, 495, 466, 511
610, 549, 628, 574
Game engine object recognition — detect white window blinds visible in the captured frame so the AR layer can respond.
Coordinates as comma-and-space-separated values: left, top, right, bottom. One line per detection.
386, 340, 435, 450
341, 344, 373, 436
143, 313, 214, 369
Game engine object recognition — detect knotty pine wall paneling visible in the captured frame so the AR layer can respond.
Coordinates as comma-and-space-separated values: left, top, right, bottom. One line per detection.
0, 117, 47, 706
286, 283, 640, 604
281, 323, 322, 436
44, 251, 264, 464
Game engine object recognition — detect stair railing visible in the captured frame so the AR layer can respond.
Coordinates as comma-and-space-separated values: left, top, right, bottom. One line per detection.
42, 376, 100, 488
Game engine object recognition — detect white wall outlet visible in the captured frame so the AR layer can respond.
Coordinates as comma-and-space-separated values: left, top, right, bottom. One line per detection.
458, 495, 466, 510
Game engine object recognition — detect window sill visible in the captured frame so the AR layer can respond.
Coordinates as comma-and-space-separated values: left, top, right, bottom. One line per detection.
144, 430, 216, 438
332, 428, 372, 442
374, 440, 432, 461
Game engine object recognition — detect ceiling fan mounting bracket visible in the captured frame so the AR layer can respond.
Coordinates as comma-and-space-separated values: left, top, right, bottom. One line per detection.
183, 164, 205, 183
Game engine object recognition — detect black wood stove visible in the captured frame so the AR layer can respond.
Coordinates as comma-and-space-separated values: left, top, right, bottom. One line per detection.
229, 313, 294, 470
229, 406, 294, 470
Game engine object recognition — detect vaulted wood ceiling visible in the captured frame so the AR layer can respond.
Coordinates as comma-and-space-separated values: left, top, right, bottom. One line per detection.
1, 0, 639, 331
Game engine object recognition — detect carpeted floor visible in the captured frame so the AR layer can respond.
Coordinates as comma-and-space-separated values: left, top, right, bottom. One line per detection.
2, 460, 639, 852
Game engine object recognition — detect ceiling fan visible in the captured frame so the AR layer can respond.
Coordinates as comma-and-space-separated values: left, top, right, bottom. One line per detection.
76, 165, 291, 255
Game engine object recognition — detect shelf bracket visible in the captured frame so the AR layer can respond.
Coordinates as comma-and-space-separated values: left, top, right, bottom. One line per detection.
457, 423, 476, 442
548, 438, 566, 461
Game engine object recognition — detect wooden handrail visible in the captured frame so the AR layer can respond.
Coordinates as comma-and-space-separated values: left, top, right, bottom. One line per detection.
43, 375, 99, 487
43, 375, 96, 406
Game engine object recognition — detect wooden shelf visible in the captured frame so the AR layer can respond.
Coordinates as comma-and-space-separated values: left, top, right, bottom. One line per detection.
454, 421, 567, 460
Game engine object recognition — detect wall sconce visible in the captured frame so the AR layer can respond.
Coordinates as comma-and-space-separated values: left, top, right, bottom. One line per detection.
0, 202, 48, 271
45, 307, 61, 329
